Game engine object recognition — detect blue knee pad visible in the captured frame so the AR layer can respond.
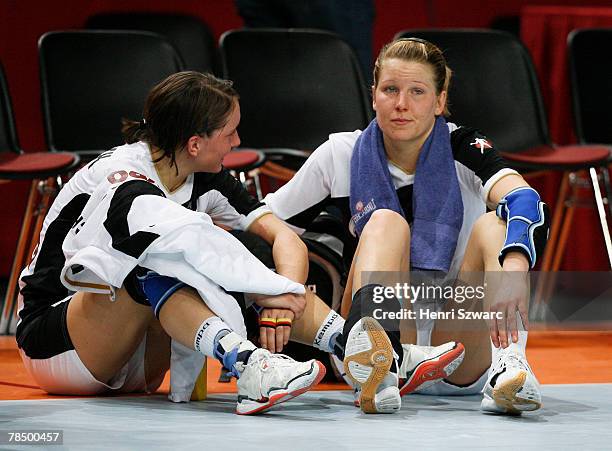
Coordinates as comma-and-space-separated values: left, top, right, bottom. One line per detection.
496, 187, 550, 268
125, 267, 186, 317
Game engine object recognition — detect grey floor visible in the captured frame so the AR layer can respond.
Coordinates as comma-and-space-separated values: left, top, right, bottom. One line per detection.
2, 384, 612, 450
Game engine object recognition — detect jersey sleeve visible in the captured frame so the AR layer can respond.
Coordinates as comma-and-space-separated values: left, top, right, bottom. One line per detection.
450, 126, 520, 208
263, 139, 334, 233
192, 169, 269, 230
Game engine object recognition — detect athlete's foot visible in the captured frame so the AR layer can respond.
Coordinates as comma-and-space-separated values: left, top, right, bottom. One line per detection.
236, 348, 326, 415
399, 341, 465, 395
481, 347, 542, 415
343, 317, 400, 414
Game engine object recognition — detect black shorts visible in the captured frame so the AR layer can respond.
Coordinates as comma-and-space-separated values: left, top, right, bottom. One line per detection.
16, 296, 74, 360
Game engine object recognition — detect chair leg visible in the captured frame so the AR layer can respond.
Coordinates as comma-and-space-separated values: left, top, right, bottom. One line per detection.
1, 180, 40, 334
544, 200, 576, 303
551, 203, 576, 272
252, 171, 263, 200
26, 178, 55, 262
533, 168, 612, 320
540, 171, 570, 272
540, 200, 576, 309
589, 167, 612, 269
533, 171, 570, 319
190, 360, 208, 401
600, 163, 612, 218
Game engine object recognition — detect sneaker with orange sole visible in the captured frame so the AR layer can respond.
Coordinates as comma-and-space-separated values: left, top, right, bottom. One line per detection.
399, 341, 465, 396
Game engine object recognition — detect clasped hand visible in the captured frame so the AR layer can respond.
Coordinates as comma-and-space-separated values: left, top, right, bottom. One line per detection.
254, 292, 306, 353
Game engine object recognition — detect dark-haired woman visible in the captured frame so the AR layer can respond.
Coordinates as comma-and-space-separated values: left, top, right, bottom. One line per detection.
16, 71, 334, 415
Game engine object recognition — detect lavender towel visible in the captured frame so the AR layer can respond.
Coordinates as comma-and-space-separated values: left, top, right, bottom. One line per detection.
349, 116, 463, 271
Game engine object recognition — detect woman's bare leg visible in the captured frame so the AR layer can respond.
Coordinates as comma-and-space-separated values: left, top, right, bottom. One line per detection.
339, 209, 415, 343
67, 286, 214, 384
290, 289, 337, 345
143, 318, 171, 389
431, 211, 506, 384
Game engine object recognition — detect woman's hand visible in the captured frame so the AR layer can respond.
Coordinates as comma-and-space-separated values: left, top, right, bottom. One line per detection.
254, 292, 306, 320
488, 252, 530, 348
258, 308, 294, 353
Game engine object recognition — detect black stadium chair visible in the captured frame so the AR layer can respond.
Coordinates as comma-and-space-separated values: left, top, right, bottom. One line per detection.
568, 28, 612, 147
394, 29, 612, 274
568, 27, 612, 224
219, 28, 372, 156
38, 30, 183, 160
86, 12, 218, 75
395, 29, 550, 155
0, 62, 80, 334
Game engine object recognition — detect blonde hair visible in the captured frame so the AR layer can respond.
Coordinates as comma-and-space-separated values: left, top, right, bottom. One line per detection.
373, 38, 452, 116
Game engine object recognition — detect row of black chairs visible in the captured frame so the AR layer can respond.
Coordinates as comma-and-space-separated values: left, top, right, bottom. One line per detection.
73, 13, 611, 151
37, 28, 370, 159
22, 23, 612, 166
1, 27, 611, 334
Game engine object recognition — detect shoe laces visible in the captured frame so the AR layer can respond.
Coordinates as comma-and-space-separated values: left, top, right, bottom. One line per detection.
498, 350, 529, 372
247, 350, 296, 372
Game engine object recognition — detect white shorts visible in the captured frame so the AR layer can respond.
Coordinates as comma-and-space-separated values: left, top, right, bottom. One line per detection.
19, 334, 164, 396
413, 300, 489, 396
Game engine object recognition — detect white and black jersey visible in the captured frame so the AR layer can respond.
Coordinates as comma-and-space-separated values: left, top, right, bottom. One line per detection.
264, 123, 518, 277
16, 141, 274, 357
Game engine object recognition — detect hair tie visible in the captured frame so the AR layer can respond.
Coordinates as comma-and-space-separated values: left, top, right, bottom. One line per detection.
138, 118, 148, 130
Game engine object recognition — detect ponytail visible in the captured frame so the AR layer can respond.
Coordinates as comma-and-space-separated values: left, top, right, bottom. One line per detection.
121, 118, 149, 144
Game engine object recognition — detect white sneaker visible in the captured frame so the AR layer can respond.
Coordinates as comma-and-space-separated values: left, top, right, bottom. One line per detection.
329, 354, 363, 408
481, 347, 542, 415
236, 348, 326, 415
399, 341, 465, 396
343, 317, 400, 414
350, 341, 465, 406
329, 353, 356, 388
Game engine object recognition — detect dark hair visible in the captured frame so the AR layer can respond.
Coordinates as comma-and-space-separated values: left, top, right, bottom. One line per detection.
122, 71, 239, 167
373, 38, 452, 115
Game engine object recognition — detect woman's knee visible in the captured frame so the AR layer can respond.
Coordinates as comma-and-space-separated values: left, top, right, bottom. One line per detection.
467, 211, 506, 253
362, 209, 410, 242
472, 211, 504, 239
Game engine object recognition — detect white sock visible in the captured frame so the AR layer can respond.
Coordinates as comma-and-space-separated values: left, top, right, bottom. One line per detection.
313, 310, 345, 353
193, 316, 231, 357
491, 311, 528, 360
193, 316, 257, 377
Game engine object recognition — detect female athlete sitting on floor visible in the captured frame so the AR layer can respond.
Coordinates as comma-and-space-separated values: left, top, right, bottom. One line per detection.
263, 38, 550, 415
15, 72, 334, 415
